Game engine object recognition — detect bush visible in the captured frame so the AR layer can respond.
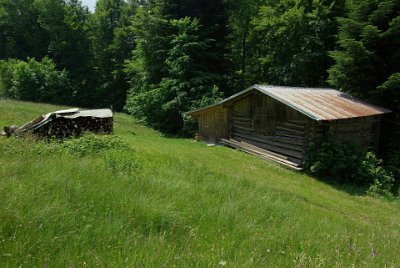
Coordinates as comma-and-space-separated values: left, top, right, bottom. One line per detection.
305, 135, 395, 198
361, 152, 394, 199
386, 150, 400, 196
305, 135, 365, 183
0, 57, 72, 104
0, 59, 19, 98
58, 134, 130, 157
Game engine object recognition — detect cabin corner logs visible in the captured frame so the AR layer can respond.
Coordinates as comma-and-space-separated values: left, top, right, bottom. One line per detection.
191, 91, 382, 170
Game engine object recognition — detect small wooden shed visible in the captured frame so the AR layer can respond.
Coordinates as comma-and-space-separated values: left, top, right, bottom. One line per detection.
186, 85, 391, 170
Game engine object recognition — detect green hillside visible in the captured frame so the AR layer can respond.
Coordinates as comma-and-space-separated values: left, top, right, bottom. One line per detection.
0, 99, 399, 267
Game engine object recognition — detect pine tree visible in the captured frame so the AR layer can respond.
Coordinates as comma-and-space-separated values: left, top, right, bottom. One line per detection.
125, 1, 225, 134
328, 0, 400, 151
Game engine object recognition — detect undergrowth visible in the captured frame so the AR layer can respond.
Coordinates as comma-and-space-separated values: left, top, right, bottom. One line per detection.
305, 135, 397, 199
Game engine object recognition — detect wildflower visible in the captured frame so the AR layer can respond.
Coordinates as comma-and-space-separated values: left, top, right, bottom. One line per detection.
219, 260, 226, 266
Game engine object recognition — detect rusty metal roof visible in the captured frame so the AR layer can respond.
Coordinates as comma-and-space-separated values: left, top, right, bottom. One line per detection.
187, 85, 391, 121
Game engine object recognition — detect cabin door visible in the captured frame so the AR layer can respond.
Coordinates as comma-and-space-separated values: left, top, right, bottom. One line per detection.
253, 94, 275, 136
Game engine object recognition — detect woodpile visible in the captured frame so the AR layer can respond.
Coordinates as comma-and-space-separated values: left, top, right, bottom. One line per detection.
2, 125, 19, 137
34, 116, 113, 138
2, 108, 113, 139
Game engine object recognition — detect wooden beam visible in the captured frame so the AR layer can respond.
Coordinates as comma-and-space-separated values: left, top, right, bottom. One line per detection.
220, 139, 303, 170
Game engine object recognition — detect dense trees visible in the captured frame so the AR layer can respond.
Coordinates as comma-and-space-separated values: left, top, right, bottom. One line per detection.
0, 0, 49, 59
0, 57, 71, 103
0, 0, 137, 108
124, 1, 225, 133
0, 0, 398, 143
226, 0, 346, 89
90, 0, 136, 110
328, 0, 400, 102
328, 0, 400, 153
35, 0, 93, 103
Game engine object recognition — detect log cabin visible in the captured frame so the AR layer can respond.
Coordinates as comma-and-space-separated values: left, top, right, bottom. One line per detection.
186, 85, 391, 170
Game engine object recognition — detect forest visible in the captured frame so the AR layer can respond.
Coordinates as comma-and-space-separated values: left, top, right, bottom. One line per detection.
0, 0, 399, 144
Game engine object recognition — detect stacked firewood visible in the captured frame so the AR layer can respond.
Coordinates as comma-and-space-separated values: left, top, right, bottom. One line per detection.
34, 117, 113, 138
1, 125, 19, 137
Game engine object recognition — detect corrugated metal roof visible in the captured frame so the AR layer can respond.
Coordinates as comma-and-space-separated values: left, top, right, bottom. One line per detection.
63, 109, 113, 119
14, 108, 113, 135
187, 85, 391, 121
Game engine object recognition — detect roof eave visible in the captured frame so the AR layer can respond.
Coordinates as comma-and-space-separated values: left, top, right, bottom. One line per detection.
186, 84, 392, 120
185, 85, 257, 116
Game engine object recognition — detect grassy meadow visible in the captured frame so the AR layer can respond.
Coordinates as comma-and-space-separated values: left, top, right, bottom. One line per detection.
0, 99, 399, 267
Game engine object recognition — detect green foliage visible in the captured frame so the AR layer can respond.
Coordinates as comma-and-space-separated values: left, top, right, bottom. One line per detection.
305, 135, 365, 183
0, 58, 17, 97
124, 3, 172, 128
125, 15, 223, 134
363, 152, 394, 199
0, 0, 49, 59
251, 0, 340, 87
57, 134, 130, 157
386, 150, 400, 195
305, 135, 396, 198
225, 0, 267, 93
0, 57, 72, 104
89, 0, 137, 110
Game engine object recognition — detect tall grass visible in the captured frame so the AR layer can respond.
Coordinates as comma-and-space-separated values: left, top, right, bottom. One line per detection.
0, 99, 399, 267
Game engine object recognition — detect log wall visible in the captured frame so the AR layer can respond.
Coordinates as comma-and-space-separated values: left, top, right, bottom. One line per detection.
228, 93, 314, 165
329, 116, 381, 149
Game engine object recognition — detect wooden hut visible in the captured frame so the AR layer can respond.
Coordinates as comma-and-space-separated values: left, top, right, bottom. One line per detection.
186, 85, 391, 170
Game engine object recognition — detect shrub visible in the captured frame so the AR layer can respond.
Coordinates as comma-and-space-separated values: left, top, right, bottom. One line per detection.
305, 135, 365, 183
361, 152, 394, 199
58, 134, 130, 157
386, 150, 400, 196
305, 135, 395, 198
0, 59, 19, 98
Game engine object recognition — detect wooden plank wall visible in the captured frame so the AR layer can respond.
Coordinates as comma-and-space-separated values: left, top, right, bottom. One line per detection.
196, 106, 229, 143
329, 116, 381, 149
229, 93, 316, 165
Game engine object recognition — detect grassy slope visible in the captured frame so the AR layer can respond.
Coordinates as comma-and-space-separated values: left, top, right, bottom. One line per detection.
0, 99, 399, 267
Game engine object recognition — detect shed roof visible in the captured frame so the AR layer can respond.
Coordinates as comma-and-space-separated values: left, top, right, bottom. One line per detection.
187, 85, 391, 121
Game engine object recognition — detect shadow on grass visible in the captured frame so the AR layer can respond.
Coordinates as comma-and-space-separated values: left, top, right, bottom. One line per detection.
309, 174, 370, 196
